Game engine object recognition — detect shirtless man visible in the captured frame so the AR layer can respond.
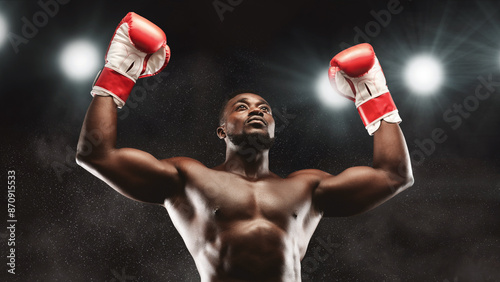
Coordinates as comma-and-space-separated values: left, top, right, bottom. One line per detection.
76, 13, 414, 281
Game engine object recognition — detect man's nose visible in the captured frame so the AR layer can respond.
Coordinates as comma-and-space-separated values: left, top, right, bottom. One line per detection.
248, 107, 264, 116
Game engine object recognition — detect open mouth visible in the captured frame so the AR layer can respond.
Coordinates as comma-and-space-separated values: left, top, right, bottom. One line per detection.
246, 117, 267, 125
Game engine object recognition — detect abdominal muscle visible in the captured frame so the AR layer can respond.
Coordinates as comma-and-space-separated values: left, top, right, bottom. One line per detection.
201, 218, 299, 281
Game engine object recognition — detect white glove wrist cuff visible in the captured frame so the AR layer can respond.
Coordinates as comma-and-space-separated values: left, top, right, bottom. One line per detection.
91, 86, 126, 109
366, 111, 402, 135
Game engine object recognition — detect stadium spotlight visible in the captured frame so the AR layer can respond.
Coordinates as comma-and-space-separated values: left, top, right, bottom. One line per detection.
404, 55, 444, 95
60, 40, 100, 82
316, 71, 350, 108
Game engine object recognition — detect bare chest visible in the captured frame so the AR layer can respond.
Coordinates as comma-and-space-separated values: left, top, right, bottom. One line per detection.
185, 171, 316, 231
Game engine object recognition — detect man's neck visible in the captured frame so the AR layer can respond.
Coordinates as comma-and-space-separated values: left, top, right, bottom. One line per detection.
223, 144, 270, 179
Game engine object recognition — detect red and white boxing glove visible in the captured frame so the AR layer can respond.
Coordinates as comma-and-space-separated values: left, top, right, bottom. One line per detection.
91, 12, 170, 108
329, 43, 401, 135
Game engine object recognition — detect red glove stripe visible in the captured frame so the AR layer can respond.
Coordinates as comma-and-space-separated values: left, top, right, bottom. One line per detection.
357, 92, 397, 126
94, 67, 135, 103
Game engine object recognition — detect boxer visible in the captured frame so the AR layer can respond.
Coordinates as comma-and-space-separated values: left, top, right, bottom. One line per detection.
76, 12, 414, 282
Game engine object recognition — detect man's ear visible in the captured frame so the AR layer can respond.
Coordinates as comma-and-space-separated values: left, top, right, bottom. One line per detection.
217, 126, 226, 139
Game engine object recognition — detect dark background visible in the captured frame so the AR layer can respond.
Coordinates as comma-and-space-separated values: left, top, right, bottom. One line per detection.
1, 0, 499, 281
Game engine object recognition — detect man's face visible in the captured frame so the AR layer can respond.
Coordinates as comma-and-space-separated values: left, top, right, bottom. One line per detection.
218, 93, 275, 147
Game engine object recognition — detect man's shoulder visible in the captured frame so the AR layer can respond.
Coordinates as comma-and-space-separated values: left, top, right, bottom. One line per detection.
286, 169, 332, 180
160, 157, 207, 170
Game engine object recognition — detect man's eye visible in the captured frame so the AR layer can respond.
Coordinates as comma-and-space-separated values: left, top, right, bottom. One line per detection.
237, 105, 247, 110
260, 106, 270, 112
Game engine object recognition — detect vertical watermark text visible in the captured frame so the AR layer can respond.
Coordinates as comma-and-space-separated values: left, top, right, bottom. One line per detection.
6, 170, 17, 275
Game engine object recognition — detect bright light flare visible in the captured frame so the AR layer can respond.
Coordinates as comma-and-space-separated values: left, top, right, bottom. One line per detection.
60, 40, 100, 81
404, 55, 444, 95
316, 72, 350, 109
0, 14, 7, 47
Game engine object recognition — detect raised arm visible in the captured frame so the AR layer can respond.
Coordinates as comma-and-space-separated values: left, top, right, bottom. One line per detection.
76, 12, 180, 205
313, 44, 414, 216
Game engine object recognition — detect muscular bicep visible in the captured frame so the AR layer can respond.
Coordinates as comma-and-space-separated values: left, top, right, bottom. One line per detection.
313, 166, 403, 217
77, 148, 184, 205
